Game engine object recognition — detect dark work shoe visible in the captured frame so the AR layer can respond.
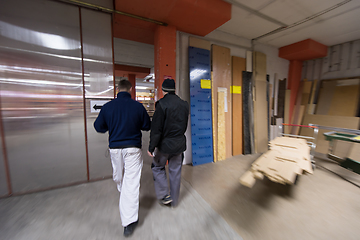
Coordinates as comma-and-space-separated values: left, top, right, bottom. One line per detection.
124, 220, 138, 237
160, 194, 173, 205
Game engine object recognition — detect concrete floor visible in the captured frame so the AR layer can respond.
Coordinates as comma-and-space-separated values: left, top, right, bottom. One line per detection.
182, 154, 360, 240
0, 161, 242, 240
1, 130, 360, 240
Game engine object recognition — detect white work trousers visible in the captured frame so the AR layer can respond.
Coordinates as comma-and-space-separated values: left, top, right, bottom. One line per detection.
110, 147, 143, 227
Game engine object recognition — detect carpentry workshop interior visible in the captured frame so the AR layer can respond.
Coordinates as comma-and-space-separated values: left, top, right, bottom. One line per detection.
0, 0, 360, 239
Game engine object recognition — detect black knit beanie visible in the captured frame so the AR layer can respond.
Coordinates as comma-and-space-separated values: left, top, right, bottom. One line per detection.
162, 78, 175, 92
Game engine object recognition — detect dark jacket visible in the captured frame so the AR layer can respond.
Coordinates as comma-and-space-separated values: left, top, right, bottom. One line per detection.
149, 92, 189, 154
94, 92, 151, 148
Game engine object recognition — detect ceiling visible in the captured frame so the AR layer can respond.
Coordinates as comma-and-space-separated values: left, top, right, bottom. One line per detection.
216, 0, 360, 48
113, 0, 360, 86
114, 0, 360, 48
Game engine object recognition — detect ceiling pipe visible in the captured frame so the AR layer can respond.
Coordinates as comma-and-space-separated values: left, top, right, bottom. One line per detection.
252, 0, 352, 41
52, 0, 168, 26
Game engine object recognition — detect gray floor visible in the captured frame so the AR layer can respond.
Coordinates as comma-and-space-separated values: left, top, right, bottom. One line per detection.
0, 130, 242, 240
182, 154, 360, 240
1, 130, 360, 240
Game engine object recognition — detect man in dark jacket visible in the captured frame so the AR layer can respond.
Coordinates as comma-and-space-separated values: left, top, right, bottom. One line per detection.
147, 78, 189, 207
94, 80, 150, 237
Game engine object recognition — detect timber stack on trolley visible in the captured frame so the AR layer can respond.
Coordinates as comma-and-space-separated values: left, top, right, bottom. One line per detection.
240, 137, 314, 188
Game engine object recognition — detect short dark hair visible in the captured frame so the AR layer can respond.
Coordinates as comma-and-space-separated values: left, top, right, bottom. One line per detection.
118, 80, 132, 92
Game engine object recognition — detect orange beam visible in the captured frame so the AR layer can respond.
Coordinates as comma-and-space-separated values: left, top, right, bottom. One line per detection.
114, 64, 151, 79
113, 0, 231, 44
279, 39, 328, 61
279, 39, 328, 121
113, 15, 156, 45
128, 74, 136, 99
154, 25, 176, 100
114, 64, 151, 73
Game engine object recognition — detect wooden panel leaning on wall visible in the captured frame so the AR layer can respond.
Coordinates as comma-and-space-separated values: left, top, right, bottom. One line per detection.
232, 56, 245, 156
253, 52, 268, 153
212, 45, 232, 160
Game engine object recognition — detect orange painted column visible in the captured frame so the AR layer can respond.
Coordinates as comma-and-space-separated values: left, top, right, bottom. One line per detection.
128, 74, 136, 100
288, 60, 303, 121
154, 25, 176, 101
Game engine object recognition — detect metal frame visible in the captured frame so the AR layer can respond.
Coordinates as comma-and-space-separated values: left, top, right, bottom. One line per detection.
278, 123, 319, 165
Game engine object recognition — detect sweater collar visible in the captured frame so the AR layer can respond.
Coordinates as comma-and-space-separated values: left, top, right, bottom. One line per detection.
164, 92, 176, 97
117, 91, 131, 98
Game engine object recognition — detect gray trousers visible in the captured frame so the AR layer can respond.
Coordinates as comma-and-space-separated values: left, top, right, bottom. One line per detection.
151, 149, 183, 206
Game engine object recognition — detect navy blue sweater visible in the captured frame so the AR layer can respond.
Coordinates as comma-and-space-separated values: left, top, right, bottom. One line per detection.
94, 92, 151, 148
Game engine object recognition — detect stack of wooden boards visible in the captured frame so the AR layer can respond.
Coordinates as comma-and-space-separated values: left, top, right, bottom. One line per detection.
240, 137, 313, 188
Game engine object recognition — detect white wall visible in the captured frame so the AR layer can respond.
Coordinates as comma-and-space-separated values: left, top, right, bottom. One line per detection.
302, 39, 360, 81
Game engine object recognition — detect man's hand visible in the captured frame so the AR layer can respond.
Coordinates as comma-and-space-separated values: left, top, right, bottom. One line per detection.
147, 150, 154, 157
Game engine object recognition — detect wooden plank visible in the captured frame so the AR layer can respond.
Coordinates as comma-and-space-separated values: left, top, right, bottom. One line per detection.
293, 105, 305, 135
252, 170, 264, 180
315, 81, 336, 115
276, 161, 300, 184
239, 171, 256, 188
246, 51, 252, 72
328, 80, 360, 117
252, 51, 268, 153
232, 56, 245, 156
212, 45, 232, 159
254, 80, 269, 153
291, 82, 303, 134
284, 90, 291, 133
269, 83, 273, 119
301, 81, 312, 113
217, 89, 226, 161
189, 36, 211, 50
308, 80, 318, 114
300, 114, 360, 154
254, 52, 266, 81
211, 72, 217, 162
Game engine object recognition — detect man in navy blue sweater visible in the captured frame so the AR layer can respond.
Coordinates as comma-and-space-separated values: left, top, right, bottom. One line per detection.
94, 80, 150, 237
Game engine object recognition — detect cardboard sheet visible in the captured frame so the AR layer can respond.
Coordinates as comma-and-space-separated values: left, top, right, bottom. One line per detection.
240, 137, 313, 187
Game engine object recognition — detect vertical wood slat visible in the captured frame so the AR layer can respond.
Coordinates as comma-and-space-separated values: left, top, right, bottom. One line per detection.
328, 80, 360, 117
217, 90, 226, 161
232, 56, 245, 156
284, 89, 291, 134
308, 80, 318, 114
253, 52, 268, 153
315, 81, 337, 115
253, 81, 269, 153
212, 45, 232, 159
211, 72, 217, 162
